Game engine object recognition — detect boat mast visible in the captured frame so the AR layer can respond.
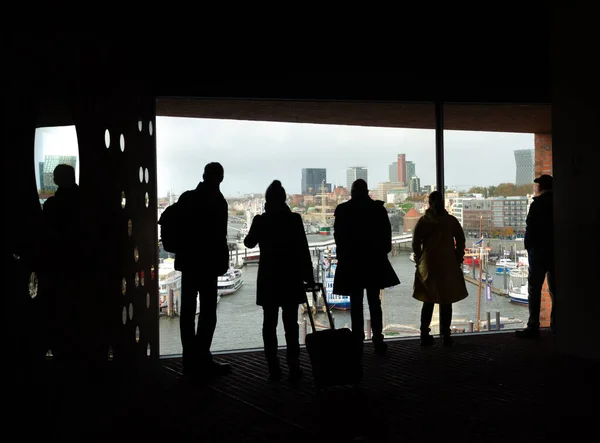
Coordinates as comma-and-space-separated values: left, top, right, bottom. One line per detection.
476, 215, 483, 331
321, 179, 327, 225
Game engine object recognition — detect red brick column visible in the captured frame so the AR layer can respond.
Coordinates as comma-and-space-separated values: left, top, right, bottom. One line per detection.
534, 133, 553, 327
534, 134, 553, 175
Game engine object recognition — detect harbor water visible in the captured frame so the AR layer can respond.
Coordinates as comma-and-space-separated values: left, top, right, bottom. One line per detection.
159, 239, 528, 356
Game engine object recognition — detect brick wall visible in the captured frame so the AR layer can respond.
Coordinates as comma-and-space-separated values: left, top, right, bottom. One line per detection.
534, 133, 553, 327
534, 134, 553, 175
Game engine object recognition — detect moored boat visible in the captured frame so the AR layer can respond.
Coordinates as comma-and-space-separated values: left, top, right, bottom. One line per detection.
218, 266, 244, 295
508, 267, 528, 304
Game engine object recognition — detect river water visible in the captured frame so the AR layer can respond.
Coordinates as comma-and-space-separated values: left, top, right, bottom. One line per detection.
159, 234, 528, 356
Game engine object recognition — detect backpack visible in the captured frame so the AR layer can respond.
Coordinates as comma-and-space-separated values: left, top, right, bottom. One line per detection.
158, 202, 182, 253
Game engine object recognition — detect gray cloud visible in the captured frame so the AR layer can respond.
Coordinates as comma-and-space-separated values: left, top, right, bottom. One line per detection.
156, 117, 533, 197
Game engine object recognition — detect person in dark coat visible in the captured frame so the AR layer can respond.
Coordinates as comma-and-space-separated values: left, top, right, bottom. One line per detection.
333, 179, 400, 356
516, 174, 556, 338
244, 180, 314, 381
40, 164, 83, 361
175, 162, 231, 377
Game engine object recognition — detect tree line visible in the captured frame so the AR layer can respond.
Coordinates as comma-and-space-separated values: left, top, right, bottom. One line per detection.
467, 182, 533, 198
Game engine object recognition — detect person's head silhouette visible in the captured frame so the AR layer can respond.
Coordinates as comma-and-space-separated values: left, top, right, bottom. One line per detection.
428, 190, 445, 215
53, 164, 76, 188
351, 179, 369, 199
266, 180, 286, 203
203, 162, 224, 189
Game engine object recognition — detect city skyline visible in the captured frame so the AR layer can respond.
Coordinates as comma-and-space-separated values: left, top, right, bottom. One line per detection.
34, 118, 535, 198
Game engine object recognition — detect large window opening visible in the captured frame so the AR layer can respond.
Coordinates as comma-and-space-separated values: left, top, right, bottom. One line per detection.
155, 100, 551, 357
443, 103, 551, 333
34, 126, 80, 206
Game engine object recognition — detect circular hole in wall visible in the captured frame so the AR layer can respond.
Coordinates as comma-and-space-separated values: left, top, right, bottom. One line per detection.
29, 272, 38, 298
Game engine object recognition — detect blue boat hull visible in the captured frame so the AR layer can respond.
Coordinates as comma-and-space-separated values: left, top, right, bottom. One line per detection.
327, 299, 352, 310
509, 296, 528, 305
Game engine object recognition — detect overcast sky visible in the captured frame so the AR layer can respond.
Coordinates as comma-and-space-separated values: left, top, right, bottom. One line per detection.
36, 118, 534, 198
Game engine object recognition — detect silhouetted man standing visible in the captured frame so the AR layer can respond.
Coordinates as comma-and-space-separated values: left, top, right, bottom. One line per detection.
41, 164, 82, 360
175, 162, 231, 376
517, 174, 556, 338
333, 179, 400, 356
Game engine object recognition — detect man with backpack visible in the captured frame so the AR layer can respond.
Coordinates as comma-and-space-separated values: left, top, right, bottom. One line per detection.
159, 162, 231, 377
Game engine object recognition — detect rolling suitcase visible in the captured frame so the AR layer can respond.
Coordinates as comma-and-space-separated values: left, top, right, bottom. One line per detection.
304, 283, 363, 390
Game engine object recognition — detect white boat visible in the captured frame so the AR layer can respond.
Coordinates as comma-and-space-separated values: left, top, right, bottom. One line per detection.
159, 258, 225, 315
495, 259, 518, 274
218, 266, 243, 295
508, 267, 528, 304
480, 272, 494, 283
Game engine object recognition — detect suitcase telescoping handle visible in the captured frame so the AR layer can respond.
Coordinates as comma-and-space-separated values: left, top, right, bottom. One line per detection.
304, 283, 335, 331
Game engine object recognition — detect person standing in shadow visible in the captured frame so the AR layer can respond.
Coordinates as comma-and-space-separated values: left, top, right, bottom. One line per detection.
175, 162, 231, 377
333, 179, 400, 356
412, 191, 468, 347
244, 180, 314, 382
516, 174, 556, 339
40, 164, 82, 361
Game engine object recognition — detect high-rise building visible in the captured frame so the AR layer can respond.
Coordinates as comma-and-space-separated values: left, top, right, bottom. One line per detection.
397, 154, 406, 186
514, 149, 535, 186
39, 162, 46, 190
346, 167, 368, 189
39, 155, 78, 192
409, 176, 421, 194
389, 162, 398, 182
301, 168, 327, 195
405, 161, 416, 184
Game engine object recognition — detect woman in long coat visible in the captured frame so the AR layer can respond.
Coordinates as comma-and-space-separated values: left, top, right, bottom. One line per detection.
412, 191, 468, 346
244, 180, 314, 381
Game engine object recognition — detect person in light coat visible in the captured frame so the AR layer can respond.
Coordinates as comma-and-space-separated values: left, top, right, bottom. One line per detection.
412, 191, 468, 346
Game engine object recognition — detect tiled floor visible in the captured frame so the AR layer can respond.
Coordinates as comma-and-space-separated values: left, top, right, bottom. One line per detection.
12, 331, 599, 442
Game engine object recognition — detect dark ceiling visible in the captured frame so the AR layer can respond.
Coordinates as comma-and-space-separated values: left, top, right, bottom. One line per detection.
8, 19, 551, 129
157, 99, 551, 133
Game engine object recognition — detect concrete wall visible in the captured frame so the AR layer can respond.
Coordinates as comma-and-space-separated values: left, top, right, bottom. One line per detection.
553, 2, 600, 360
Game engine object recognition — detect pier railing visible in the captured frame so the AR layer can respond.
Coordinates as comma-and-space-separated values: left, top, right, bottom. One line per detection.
229, 233, 414, 265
